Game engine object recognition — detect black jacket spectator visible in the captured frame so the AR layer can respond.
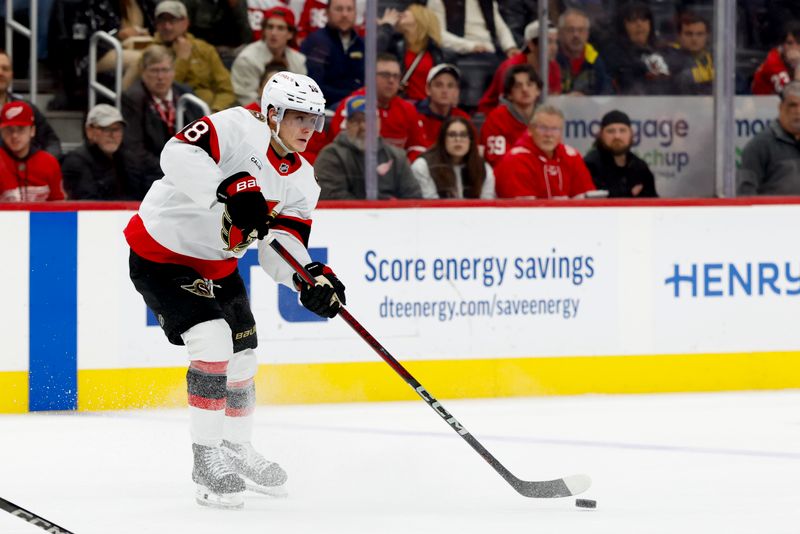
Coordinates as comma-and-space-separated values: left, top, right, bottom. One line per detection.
584, 141, 658, 198
46, 0, 157, 110
498, 0, 537, 47
122, 80, 203, 181
301, 25, 365, 109
62, 144, 151, 200
603, 3, 674, 95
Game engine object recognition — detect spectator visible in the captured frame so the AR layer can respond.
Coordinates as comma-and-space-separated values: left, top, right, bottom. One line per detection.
478, 19, 561, 114
329, 53, 429, 161
317, 96, 422, 200
153, 1, 236, 112
92, 0, 157, 90
665, 11, 713, 95
604, 2, 673, 95
300, 0, 364, 109
296, 0, 367, 43
583, 109, 658, 198
61, 104, 149, 200
416, 63, 471, 148
181, 0, 252, 66
0, 50, 62, 158
232, 6, 306, 106
495, 103, 595, 199
556, 7, 612, 95
752, 21, 800, 96
0, 102, 64, 202
122, 45, 204, 182
377, 4, 445, 102
243, 60, 288, 110
412, 116, 495, 199
738, 81, 800, 195
480, 64, 541, 167
498, 0, 538, 48
246, 0, 293, 41
426, 0, 519, 57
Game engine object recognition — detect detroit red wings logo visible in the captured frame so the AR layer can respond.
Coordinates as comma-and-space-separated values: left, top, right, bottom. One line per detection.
180, 279, 220, 298
220, 200, 279, 252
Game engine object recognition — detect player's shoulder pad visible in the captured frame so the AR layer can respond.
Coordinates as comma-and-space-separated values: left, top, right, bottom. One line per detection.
247, 109, 267, 122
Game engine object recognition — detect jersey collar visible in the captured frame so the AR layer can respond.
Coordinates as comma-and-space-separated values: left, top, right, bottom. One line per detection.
267, 144, 301, 175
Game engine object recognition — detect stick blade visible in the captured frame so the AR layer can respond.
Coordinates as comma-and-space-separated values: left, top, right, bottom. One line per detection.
512, 474, 592, 498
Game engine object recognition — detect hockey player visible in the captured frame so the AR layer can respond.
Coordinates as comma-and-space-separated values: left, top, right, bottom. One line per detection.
124, 71, 346, 509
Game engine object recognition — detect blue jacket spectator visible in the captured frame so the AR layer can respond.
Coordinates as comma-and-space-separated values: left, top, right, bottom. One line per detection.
300, 0, 365, 109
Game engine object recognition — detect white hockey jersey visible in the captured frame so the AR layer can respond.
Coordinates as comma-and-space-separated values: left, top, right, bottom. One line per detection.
124, 106, 318, 286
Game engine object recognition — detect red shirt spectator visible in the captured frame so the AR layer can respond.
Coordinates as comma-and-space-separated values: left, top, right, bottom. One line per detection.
329, 54, 428, 160
247, 0, 292, 41
752, 22, 800, 95
479, 64, 540, 167
415, 63, 471, 148
495, 105, 595, 198
0, 101, 63, 201
478, 20, 561, 114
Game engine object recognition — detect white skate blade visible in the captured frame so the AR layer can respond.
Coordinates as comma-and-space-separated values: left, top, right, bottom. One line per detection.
195, 485, 244, 509
245, 481, 288, 498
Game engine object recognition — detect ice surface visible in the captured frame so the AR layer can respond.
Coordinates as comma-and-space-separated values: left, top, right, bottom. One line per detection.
1, 390, 799, 534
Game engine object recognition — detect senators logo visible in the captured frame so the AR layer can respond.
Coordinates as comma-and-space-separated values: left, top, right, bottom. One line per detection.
180, 279, 220, 298
220, 202, 279, 252
248, 109, 267, 122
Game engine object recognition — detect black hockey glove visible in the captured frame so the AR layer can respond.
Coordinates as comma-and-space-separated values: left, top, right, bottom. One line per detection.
293, 262, 347, 318
217, 174, 272, 239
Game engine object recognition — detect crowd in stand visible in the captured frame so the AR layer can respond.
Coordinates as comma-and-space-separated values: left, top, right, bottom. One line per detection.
2, 0, 800, 201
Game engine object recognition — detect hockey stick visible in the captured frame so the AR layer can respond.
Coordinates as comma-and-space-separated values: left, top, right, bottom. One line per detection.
0, 496, 75, 534
269, 239, 591, 498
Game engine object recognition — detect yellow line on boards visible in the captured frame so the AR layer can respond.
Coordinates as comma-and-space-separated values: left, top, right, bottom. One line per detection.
57, 351, 800, 411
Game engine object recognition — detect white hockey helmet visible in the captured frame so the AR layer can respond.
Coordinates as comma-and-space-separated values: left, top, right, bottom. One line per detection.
261, 71, 326, 132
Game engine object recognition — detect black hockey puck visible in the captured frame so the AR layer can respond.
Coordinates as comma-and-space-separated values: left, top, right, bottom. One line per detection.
575, 499, 596, 509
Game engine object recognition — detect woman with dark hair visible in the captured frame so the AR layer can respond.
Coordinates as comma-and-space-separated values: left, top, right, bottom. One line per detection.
604, 2, 673, 95
411, 116, 495, 199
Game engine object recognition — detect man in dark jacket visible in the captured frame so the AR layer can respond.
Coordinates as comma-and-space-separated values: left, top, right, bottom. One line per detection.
122, 45, 204, 183
62, 104, 152, 200
316, 96, 421, 199
584, 110, 658, 198
300, 0, 364, 109
556, 8, 612, 95
738, 81, 800, 195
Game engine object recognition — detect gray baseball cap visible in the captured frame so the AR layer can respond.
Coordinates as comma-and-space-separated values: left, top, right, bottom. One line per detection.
86, 104, 126, 127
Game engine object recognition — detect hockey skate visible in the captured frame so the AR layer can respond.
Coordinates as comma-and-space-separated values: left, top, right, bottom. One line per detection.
192, 443, 246, 509
221, 440, 288, 497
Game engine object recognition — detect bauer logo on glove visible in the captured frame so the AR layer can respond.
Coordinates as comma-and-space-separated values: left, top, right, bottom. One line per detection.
293, 261, 347, 318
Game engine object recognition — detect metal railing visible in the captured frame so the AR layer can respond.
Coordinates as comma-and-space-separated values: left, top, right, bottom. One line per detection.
176, 93, 211, 130
89, 31, 123, 109
5, 0, 38, 106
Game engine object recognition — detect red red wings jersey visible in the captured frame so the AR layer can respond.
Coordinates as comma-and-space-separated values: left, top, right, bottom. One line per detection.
0, 148, 64, 201
124, 106, 318, 285
479, 104, 528, 167
494, 131, 595, 199
329, 89, 429, 160
751, 47, 792, 95
246, 0, 292, 41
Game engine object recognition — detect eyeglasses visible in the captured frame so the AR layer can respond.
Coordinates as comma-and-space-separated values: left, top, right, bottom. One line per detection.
144, 66, 174, 75
533, 124, 562, 135
376, 71, 401, 81
446, 131, 470, 140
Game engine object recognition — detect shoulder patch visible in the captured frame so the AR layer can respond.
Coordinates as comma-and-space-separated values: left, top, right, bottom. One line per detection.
509, 147, 531, 155
563, 144, 578, 157
248, 109, 267, 122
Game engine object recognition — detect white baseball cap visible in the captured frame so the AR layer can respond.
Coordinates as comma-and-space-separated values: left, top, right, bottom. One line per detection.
523, 20, 556, 42
86, 104, 126, 127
